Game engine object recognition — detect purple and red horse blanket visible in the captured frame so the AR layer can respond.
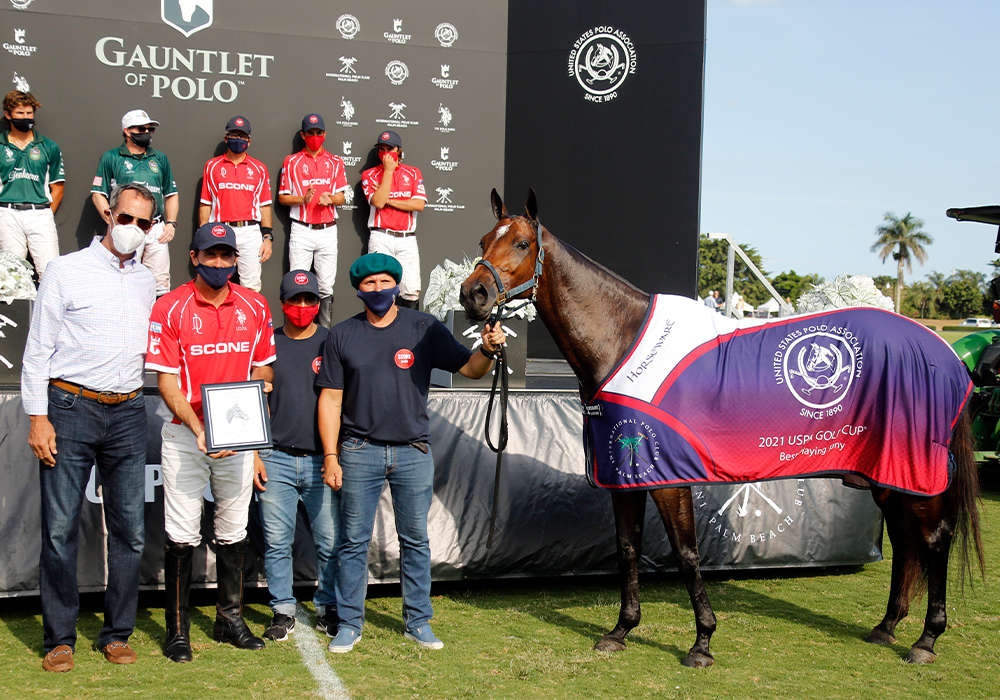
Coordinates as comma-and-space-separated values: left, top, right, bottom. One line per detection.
583, 295, 972, 496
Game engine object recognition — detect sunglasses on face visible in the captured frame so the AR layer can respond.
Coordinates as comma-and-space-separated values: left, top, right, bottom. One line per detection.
130, 126, 156, 133
113, 211, 154, 231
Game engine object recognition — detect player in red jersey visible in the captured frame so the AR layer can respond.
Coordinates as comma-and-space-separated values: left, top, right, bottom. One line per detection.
278, 113, 349, 326
360, 130, 426, 309
146, 222, 275, 662
198, 115, 272, 291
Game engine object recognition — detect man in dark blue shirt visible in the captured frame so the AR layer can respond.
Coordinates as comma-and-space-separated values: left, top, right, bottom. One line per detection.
254, 270, 339, 642
317, 253, 504, 653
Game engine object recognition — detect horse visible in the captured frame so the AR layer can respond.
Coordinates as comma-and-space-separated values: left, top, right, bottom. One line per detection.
459, 188, 985, 667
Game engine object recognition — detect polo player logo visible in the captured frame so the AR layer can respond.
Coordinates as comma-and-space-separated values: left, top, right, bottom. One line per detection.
782, 330, 860, 409
581, 42, 624, 87
340, 98, 355, 121
12, 71, 29, 92
226, 403, 249, 423
162, 0, 213, 38
438, 103, 452, 127
235, 308, 247, 329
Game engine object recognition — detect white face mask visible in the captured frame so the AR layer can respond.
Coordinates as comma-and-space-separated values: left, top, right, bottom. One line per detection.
110, 222, 146, 255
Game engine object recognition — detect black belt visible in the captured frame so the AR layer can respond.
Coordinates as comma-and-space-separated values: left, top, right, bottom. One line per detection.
292, 219, 336, 230
0, 201, 49, 210
371, 228, 415, 238
274, 445, 321, 457
50, 379, 142, 405
225, 220, 258, 228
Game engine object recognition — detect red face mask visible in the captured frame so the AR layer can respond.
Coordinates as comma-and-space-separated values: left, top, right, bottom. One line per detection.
282, 302, 320, 327
304, 133, 325, 152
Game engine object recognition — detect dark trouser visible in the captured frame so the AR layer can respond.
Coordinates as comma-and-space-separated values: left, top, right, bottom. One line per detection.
39, 384, 146, 652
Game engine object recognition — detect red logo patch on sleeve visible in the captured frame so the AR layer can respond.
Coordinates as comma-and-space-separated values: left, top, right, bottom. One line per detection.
394, 348, 414, 369
312, 356, 322, 374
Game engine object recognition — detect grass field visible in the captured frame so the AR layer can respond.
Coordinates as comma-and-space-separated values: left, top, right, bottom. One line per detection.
1, 479, 998, 698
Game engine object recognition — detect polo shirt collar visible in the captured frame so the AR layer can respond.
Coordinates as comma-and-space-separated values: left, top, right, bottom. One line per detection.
189, 279, 235, 305
1, 130, 42, 148
118, 142, 157, 159
89, 237, 139, 270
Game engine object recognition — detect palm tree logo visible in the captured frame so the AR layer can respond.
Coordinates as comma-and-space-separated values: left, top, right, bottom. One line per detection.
617, 434, 645, 469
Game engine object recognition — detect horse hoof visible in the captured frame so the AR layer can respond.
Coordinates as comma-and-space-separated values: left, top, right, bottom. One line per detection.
864, 629, 896, 646
905, 647, 936, 664
594, 636, 626, 653
682, 652, 714, 668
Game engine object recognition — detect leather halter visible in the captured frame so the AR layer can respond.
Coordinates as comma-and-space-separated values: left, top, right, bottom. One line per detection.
475, 218, 545, 317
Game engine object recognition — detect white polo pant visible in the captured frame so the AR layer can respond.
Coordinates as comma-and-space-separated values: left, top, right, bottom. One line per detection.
0, 206, 59, 278
134, 221, 170, 295
160, 421, 254, 546
232, 223, 263, 291
288, 220, 338, 297
368, 229, 421, 301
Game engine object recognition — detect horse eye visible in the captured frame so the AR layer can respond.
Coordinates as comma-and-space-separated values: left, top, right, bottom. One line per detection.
515, 240, 530, 250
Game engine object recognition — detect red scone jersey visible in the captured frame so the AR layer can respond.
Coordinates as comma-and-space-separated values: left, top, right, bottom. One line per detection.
199, 154, 272, 222
279, 149, 350, 225
361, 162, 426, 234
145, 280, 276, 420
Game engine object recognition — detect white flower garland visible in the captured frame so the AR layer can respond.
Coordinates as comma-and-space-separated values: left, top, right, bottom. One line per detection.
422, 256, 537, 323
796, 274, 893, 313
0, 252, 37, 304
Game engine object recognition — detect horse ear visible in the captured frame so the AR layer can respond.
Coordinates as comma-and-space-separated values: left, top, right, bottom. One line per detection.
525, 188, 538, 220
490, 188, 507, 220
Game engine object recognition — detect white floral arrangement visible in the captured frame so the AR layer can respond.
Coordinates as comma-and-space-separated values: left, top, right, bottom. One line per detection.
0, 252, 37, 304
422, 256, 537, 323
795, 274, 894, 313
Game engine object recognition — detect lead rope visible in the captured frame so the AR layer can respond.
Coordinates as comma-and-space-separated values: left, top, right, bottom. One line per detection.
483, 333, 509, 549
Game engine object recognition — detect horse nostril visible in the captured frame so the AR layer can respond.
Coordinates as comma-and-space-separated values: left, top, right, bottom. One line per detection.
472, 283, 488, 306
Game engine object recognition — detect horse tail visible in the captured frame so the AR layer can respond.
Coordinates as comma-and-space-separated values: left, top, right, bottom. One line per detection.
949, 407, 986, 586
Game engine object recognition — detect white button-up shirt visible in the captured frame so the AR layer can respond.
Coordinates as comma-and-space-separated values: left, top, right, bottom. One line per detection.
21, 238, 156, 415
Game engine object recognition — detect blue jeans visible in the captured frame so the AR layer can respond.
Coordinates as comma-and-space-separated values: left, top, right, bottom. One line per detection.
39, 384, 146, 652
257, 449, 339, 616
337, 438, 434, 632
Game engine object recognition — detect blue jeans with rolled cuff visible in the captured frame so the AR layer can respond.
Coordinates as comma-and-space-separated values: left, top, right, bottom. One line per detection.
257, 448, 340, 616
336, 438, 435, 633
38, 383, 146, 652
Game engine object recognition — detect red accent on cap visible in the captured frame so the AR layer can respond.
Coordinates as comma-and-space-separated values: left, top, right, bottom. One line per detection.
309, 115, 319, 123
235, 118, 245, 125
394, 348, 414, 369
311, 356, 322, 374
211, 225, 226, 237
295, 273, 308, 285
381, 132, 390, 140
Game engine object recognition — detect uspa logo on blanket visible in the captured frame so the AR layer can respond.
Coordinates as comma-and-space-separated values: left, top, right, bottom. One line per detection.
773, 326, 864, 411
607, 418, 661, 482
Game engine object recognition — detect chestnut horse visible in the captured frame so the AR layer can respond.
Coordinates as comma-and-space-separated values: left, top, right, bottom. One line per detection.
459, 189, 984, 666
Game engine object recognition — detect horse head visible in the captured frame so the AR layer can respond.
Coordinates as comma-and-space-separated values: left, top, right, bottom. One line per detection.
460, 188, 543, 322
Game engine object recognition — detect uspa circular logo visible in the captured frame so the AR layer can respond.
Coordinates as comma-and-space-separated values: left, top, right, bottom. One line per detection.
568, 26, 638, 103
10, 0, 34, 9
385, 60, 410, 86
394, 348, 414, 369
336, 14, 361, 40
434, 22, 458, 47
606, 417, 660, 482
778, 328, 862, 409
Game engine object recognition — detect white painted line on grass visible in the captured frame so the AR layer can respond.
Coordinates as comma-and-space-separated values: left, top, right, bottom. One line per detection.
294, 607, 350, 699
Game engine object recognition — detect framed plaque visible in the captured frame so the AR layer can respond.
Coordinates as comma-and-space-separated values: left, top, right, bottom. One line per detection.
201, 380, 272, 452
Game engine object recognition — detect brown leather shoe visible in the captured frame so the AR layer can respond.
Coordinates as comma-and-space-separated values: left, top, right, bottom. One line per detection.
42, 645, 74, 672
101, 640, 137, 664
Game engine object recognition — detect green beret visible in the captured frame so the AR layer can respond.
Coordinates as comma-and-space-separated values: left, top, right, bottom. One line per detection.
349, 253, 403, 288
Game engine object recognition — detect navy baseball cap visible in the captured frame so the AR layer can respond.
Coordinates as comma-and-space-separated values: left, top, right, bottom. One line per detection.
375, 130, 402, 148
301, 113, 326, 131
225, 115, 252, 134
280, 269, 320, 300
190, 222, 238, 252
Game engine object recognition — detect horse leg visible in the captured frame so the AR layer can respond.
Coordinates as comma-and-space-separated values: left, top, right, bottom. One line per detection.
650, 487, 716, 668
865, 489, 912, 646
905, 495, 953, 664
595, 491, 646, 652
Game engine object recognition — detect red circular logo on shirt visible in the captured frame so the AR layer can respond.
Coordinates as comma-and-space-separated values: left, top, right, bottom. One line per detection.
311, 356, 322, 374
295, 272, 308, 285
211, 225, 227, 237
394, 348, 414, 369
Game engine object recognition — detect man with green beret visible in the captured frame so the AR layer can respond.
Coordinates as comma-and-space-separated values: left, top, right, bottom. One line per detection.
316, 252, 504, 653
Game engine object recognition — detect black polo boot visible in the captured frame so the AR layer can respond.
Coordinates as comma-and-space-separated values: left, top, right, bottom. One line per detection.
212, 539, 264, 650
164, 540, 194, 663
319, 295, 335, 327
397, 297, 419, 310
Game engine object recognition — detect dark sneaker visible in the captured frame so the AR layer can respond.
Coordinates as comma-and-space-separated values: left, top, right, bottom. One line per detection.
315, 610, 338, 638
263, 612, 296, 642
404, 624, 444, 650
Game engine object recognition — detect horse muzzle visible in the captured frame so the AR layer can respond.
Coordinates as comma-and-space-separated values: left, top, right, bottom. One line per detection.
459, 274, 497, 322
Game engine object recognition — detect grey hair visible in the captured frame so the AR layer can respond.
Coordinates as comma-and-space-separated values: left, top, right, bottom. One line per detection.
109, 182, 157, 216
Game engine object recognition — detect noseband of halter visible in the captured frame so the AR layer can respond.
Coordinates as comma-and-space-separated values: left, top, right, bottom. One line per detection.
475, 218, 545, 314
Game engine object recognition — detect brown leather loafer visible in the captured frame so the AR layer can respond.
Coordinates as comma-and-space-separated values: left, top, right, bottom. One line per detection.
102, 640, 137, 664
42, 644, 74, 672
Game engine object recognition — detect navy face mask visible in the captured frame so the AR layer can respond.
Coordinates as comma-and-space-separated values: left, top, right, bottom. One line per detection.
196, 264, 236, 289
226, 137, 249, 154
356, 285, 399, 316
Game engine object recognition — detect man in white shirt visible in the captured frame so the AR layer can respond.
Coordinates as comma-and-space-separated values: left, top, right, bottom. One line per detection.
22, 183, 156, 672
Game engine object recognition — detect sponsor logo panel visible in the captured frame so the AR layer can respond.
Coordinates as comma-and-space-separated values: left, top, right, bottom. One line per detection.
4, 27, 38, 57
568, 25, 638, 103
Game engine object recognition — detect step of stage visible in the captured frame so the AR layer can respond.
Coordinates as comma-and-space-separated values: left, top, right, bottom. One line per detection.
525, 358, 577, 390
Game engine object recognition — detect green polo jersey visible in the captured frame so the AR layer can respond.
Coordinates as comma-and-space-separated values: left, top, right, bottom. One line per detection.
0, 131, 65, 204
91, 143, 177, 218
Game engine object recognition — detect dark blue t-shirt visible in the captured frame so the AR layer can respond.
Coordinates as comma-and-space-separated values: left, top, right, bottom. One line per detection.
269, 326, 329, 452
316, 307, 471, 443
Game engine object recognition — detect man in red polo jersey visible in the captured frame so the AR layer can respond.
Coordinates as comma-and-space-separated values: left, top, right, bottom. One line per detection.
146, 222, 275, 663
278, 113, 349, 326
198, 115, 272, 291
361, 130, 426, 309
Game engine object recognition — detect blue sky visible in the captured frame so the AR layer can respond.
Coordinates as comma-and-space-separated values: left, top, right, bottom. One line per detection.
701, 0, 998, 284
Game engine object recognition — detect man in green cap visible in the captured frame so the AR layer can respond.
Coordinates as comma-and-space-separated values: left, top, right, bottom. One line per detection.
316, 252, 504, 653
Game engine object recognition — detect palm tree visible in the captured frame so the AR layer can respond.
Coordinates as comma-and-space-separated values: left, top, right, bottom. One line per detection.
870, 212, 933, 312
